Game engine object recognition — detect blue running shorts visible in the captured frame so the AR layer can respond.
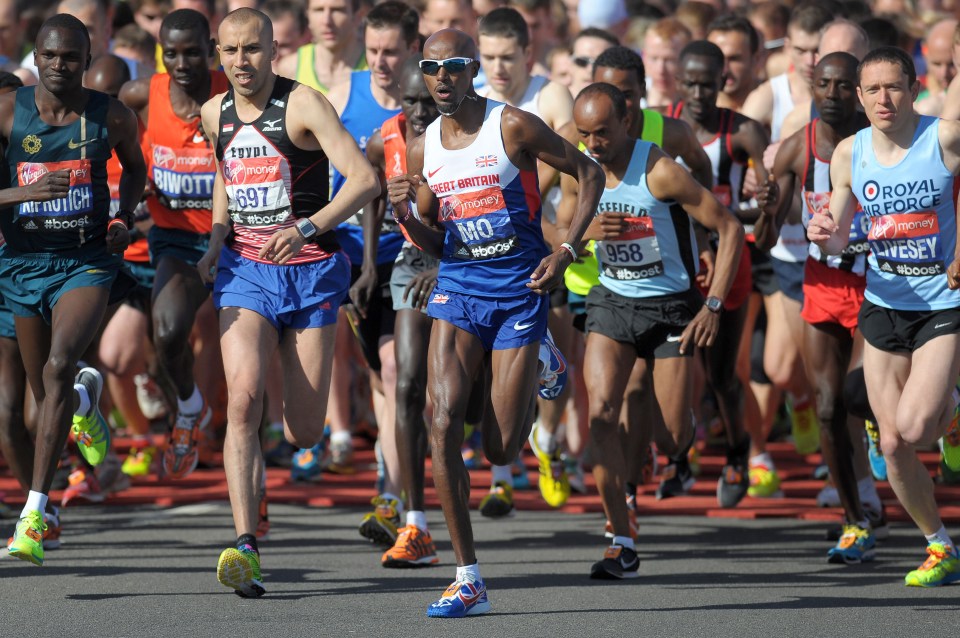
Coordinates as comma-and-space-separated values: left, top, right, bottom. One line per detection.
426, 286, 548, 351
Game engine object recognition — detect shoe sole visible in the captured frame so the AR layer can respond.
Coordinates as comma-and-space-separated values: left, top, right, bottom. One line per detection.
589, 566, 639, 580
217, 549, 265, 598
359, 519, 398, 546
8, 546, 43, 566
382, 555, 440, 568
656, 477, 695, 500
905, 572, 960, 587
827, 549, 876, 564
480, 503, 515, 518
426, 599, 492, 618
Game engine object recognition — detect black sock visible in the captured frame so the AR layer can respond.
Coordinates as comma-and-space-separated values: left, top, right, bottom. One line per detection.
237, 534, 258, 553
625, 482, 637, 500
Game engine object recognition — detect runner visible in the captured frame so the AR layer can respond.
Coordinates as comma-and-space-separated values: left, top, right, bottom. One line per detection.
562, 82, 743, 577
198, 7, 379, 597
670, 40, 768, 508
706, 14, 762, 112
4, 13, 147, 566
808, 46, 960, 586
915, 19, 958, 117
386, 29, 604, 616
641, 17, 691, 109
119, 8, 229, 480
758, 52, 883, 562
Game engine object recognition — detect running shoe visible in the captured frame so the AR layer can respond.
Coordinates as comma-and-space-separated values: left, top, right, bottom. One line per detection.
864, 420, 887, 481
324, 439, 355, 475
940, 457, 960, 485
290, 443, 323, 482
789, 398, 820, 455
479, 481, 514, 518
8, 510, 45, 566
717, 457, 749, 508
461, 427, 483, 470
563, 453, 587, 494
61, 468, 105, 507
827, 524, 876, 564
256, 488, 270, 540
71, 367, 110, 467
604, 494, 638, 541
747, 461, 782, 498
537, 330, 568, 400
41, 506, 61, 550
426, 577, 491, 618
940, 385, 960, 471
263, 423, 296, 468
359, 494, 402, 546
904, 542, 960, 587
530, 425, 570, 508
640, 443, 658, 485
589, 544, 640, 580
656, 457, 695, 500
162, 402, 212, 479
816, 481, 841, 508
511, 456, 531, 490
122, 446, 156, 477
382, 524, 440, 568
217, 546, 265, 597
133, 373, 168, 421
96, 452, 131, 495
829, 504, 890, 542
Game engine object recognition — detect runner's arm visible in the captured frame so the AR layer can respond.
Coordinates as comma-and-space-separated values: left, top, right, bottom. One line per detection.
118, 77, 151, 123
109, 99, 148, 215
351, 129, 387, 317
732, 116, 772, 228
754, 127, 801, 251
197, 95, 230, 283
666, 117, 714, 189
390, 134, 446, 258
813, 136, 856, 255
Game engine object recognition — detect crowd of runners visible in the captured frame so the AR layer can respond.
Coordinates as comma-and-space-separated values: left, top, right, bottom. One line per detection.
2, 0, 960, 618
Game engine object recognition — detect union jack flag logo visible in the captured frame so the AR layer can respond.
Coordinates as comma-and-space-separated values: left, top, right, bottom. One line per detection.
431, 293, 450, 304
475, 154, 498, 168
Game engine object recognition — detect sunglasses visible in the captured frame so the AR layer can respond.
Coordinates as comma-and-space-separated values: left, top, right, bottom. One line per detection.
572, 55, 595, 69
419, 57, 475, 76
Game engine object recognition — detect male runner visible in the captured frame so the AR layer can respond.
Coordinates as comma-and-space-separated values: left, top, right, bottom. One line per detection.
198, 8, 379, 597
670, 40, 768, 507
119, 8, 229, 479
915, 19, 959, 117
707, 14, 763, 112
563, 82, 743, 578
387, 29, 604, 616
4, 13, 147, 566
641, 18, 691, 109
276, 0, 366, 95
809, 46, 960, 586
365, 54, 442, 567
759, 52, 883, 563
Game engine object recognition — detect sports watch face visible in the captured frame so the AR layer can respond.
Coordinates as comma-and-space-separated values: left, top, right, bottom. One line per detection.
705, 296, 723, 313
296, 218, 317, 239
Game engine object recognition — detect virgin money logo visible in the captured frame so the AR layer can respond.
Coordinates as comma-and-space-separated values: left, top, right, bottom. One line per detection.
222, 159, 246, 185
20, 163, 48, 185
153, 146, 176, 169
871, 215, 896, 239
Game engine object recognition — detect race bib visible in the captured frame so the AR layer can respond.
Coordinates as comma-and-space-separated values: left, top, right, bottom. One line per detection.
868, 211, 944, 277
151, 145, 216, 211
441, 186, 520, 261
18, 160, 94, 232
598, 216, 664, 280
222, 156, 292, 227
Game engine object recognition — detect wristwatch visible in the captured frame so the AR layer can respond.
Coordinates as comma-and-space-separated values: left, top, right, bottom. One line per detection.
704, 296, 724, 313
295, 218, 317, 240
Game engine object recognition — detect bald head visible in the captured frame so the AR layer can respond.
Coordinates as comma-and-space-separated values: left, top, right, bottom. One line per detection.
56, 0, 109, 56
423, 28, 477, 61
84, 53, 131, 96
819, 19, 869, 61
220, 7, 273, 42
925, 18, 959, 92
816, 51, 858, 79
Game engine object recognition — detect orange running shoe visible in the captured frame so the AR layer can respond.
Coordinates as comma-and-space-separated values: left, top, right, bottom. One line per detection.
382, 525, 439, 568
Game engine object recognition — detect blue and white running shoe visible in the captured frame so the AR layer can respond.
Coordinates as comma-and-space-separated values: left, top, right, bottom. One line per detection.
290, 443, 323, 482
426, 578, 492, 618
537, 330, 567, 401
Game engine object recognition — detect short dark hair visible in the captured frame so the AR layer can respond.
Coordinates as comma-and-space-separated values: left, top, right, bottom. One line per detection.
261, 0, 307, 34
576, 82, 627, 121
38, 13, 91, 52
161, 8, 211, 41
858, 44, 916, 86
679, 39, 724, 70
859, 16, 900, 51
574, 27, 619, 47
0, 71, 24, 91
707, 14, 760, 55
479, 7, 529, 49
594, 46, 645, 85
789, 1, 834, 35
365, 1, 419, 46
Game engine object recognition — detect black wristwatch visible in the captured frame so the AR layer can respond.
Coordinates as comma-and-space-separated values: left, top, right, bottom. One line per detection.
704, 296, 723, 314
295, 218, 317, 240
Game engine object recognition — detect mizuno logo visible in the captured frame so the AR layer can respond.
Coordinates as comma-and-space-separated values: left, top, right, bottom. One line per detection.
262, 118, 282, 129
67, 139, 95, 150
514, 321, 534, 331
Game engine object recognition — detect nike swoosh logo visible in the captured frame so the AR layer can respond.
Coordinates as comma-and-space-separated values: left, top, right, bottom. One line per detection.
67, 139, 95, 149
514, 321, 534, 331
936, 322, 952, 329
427, 166, 444, 179
666, 334, 683, 342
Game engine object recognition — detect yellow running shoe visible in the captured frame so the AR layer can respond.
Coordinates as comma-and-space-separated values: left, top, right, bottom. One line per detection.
217, 546, 265, 597
747, 462, 782, 498
529, 425, 569, 508
121, 446, 155, 477
479, 481, 514, 518
790, 399, 820, 455
8, 509, 46, 566
905, 542, 960, 587
359, 494, 401, 546
940, 388, 960, 471
382, 524, 440, 568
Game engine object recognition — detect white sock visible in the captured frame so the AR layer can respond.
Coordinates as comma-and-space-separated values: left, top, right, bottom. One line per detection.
925, 526, 956, 551
330, 430, 352, 447
456, 562, 481, 583
381, 492, 404, 515
749, 452, 774, 469
407, 510, 428, 531
535, 424, 557, 455
177, 385, 203, 415
74, 384, 91, 417
491, 464, 512, 485
612, 535, 635, 550
858, 477, 882, 511
855, 518, 871, 531
21, 490, 48, 518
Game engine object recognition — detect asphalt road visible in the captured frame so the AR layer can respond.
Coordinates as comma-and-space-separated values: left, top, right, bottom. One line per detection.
1, 503, 958, 637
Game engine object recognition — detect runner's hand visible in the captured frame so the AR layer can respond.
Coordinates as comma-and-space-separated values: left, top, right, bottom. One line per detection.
528, 249, 573, 294
24, 169, 70, 202
105, 221, 130, 254
806, 211, 837, 244
349, 267, 378, 319
197, 245, 221, 285
755, 174, 779, 211
403, 267, 438, 311
697, 248, 715, 288
260, 227, 306, 265
598, 213, 630, 240
387, 174, 420, 210
679, 306, 721, 355
948, 258, 960, 290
